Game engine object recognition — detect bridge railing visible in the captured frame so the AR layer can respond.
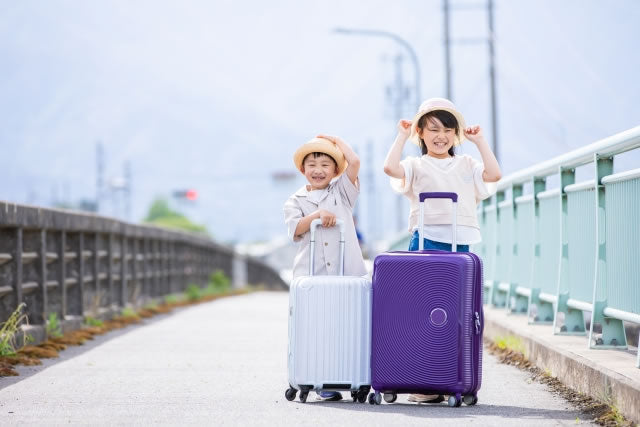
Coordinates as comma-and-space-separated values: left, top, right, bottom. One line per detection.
0, 201, 286, 344
476, 126, 640, 367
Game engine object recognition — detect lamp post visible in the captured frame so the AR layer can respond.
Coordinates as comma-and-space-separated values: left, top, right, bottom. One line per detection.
333, 27, 421, 109
334, 27, 422, 237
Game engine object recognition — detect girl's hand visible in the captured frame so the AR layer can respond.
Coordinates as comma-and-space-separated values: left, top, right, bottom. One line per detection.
318, 209, 336, 227
464, 125, 485, 145
397, 119, 412, 139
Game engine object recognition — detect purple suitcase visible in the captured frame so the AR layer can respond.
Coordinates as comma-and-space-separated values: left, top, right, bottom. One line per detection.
369, 192, 483, 407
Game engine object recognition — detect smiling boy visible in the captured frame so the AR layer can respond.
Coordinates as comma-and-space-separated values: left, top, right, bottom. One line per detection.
283, 134, 367, 279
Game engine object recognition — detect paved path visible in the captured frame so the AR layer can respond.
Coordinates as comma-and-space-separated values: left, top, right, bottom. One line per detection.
0, 292, 592, 425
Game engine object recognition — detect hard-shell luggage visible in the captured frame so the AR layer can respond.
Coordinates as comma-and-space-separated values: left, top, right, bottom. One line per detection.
369, 192, 483, 407
285, 218, 372, 403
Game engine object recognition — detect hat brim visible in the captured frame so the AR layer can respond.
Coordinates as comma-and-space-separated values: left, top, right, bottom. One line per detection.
293, 138, 347, 176
409, 107, 467, 147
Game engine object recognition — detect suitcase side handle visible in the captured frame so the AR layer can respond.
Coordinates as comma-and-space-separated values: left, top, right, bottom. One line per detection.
418, 192, 458, 252
309, 218, 345, 276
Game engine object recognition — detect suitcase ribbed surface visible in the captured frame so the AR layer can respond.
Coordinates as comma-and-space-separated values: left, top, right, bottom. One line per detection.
288, 276, 372, 391
371, 252, 479, 393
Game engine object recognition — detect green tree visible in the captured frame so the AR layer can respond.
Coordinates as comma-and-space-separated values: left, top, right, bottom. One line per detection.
144, 198, 208, 234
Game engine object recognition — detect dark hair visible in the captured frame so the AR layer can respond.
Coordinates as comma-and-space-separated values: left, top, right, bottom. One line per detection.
302, 152, 338, 169
417, 110, 458, 156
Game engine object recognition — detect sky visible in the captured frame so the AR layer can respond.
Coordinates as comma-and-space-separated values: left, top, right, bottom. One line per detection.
1, 0, 639, 244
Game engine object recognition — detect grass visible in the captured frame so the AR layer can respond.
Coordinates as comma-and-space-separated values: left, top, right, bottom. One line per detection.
84, 316, 104, 327
120, 307, 139, 319
0, 303, 28, 357
46, 313, 63, 338
494, 335, 526, 356
186, 284, 202, 301
164, 295, 179, 305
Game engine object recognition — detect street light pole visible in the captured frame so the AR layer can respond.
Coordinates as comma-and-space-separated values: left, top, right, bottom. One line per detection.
333, 28, 421, 109
334, 27, 422, 237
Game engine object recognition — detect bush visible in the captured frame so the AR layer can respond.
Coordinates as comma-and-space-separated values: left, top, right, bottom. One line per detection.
208, 270, 231, 294
0, 303, 28, 356
186, 284, 203, 301
46, 313, 63, 338
84, 316, 104, 327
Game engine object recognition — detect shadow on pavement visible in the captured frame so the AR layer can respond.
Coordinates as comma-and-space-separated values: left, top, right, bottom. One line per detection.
295, 401, 584, 421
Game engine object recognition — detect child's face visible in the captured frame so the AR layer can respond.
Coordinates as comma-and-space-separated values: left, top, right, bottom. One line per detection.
419, 117, 455, 158
302, 154, 337, 190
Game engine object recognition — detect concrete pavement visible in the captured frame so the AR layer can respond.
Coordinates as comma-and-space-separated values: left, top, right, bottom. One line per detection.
1, 292, 593, 425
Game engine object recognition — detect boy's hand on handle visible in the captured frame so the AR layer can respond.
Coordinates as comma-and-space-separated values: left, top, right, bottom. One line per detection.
318, 209, 337, 227
463, 125, 485, 145
397, 119, 412, 139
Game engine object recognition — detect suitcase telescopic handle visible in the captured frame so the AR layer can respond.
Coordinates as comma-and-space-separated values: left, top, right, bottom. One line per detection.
418, 192, 458, 252
309, 218, 345, 276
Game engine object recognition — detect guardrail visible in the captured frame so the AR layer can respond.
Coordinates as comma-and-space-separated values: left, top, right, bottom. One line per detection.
0, 201, 287, 343
475, 126, 640, 368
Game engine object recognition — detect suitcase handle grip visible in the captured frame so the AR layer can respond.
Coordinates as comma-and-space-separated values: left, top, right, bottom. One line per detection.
419, 192, 458, 203
309, 218, 345, 276
418, 192, 458, 252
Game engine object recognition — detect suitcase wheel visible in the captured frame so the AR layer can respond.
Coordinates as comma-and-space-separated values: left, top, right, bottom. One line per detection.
383, 393, 397, 404
285, 388, 297, 402
299, 390, 309, 403
447, 395, 462, 407
357, 390, 368, 403
463, 394, 478, 406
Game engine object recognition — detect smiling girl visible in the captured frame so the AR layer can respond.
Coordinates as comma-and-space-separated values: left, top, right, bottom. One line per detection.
383, 97, 501, 255
382, 97, 501, 403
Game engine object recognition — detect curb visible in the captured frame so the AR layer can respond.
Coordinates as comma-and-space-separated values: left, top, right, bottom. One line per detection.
483, 307, 640, 424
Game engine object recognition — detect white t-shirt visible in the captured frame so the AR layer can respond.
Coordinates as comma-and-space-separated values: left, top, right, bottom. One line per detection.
391, 155, 496, 245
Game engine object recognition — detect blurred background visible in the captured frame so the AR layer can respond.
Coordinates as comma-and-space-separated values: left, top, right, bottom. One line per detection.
1, 0, 639, 271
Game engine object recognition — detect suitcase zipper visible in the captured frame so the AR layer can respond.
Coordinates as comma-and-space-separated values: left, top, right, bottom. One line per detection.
469, 253, 483, 394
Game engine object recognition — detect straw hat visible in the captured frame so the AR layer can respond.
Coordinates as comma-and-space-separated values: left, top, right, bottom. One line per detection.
410, 98, 467, 146
293, 137, 347, 176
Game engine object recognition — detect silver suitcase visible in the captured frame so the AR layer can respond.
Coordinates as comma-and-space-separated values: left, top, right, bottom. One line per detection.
285, 219, 372, 403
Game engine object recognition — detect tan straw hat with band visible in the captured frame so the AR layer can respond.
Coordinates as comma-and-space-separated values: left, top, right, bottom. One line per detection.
410, 98, 467, 146
293, 137, 347, 176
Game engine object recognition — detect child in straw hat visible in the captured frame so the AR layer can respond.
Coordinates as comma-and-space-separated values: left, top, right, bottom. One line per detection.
383, 97, 501, 403
283, 134, 367, 401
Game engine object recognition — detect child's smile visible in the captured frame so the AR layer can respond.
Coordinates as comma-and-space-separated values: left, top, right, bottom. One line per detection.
302, 153, 338, 190
420, 117, 456, 159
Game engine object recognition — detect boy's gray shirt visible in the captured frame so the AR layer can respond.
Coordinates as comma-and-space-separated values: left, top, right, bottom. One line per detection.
283, 173, 367, 278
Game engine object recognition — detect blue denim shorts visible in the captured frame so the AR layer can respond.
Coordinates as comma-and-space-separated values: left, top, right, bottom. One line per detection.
408, 230, 470, 252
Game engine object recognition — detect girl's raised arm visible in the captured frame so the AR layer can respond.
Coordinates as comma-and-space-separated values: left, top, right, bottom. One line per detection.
317, 134, 360, 185
464, 125, 502, 182
383, 119, 411, 179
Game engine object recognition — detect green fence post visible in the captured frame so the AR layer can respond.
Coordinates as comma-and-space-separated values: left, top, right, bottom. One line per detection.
589, 155, 627, 349
482, 197, 497, 305
554, 167, 586, 335
491, 190, 507, 307
507, 184, 524, 314
528, 177, 554, 324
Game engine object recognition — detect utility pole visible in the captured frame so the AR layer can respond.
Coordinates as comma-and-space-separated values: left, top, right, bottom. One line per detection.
443, 0, 499, 162
443, 0, 452, 100
96, 142, 104, 214
487, 0, 499, 162
124, 161, 132, 221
